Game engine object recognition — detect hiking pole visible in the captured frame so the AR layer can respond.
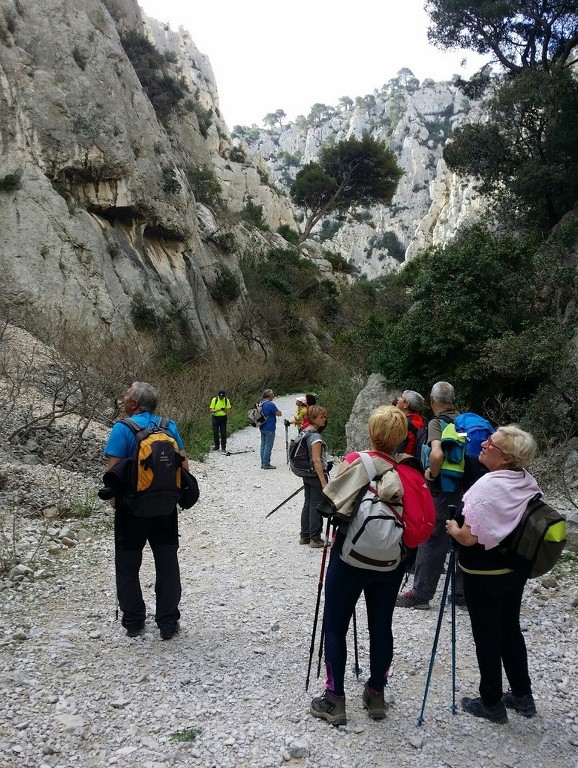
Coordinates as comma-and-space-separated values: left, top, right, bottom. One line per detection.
352, 605, 361, 678
265, 486, 304, 518
417, 505, 459, 725
306, 516, 332, 691
225, 449, 255, 456
284, 420, 290, 464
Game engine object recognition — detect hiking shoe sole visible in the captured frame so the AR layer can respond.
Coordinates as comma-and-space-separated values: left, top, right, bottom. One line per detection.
461, 696, 508, 724
502, 692, 536, 717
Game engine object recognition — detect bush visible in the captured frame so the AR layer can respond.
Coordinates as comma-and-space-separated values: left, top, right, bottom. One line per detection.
209, 266, 241, 305
241, 199, 268, 230
0, 172, 21, 192
277, 224, 300, 246
187, 165, 223, 208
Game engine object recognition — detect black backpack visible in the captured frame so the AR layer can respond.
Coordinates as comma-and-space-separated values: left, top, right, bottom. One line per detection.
289, 431, 317, 478
121, 417, 186, 518
499, 495, 567, 578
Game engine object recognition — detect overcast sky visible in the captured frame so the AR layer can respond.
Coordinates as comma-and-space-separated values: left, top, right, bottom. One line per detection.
137, 0, 487, 128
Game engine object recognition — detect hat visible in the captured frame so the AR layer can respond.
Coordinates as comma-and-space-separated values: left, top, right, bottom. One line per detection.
296, 396, 307, 405
218, 390, 226, 397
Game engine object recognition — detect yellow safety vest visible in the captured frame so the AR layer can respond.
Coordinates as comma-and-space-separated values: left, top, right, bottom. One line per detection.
210, 397, 230, 416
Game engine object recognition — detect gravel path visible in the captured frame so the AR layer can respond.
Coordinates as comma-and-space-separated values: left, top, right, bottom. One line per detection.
1, 394, 577, 768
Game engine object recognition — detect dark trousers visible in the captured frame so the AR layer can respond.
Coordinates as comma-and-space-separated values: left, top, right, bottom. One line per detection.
412, 488, 463, 600
300, 475, 323, 539
212, 415, 227, 450
323, 540, 404, 696
114, 508, 181, 631
462, 569, 531, 706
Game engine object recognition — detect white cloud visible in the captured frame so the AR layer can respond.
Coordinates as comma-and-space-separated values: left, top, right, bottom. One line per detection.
137, 0, 488, 127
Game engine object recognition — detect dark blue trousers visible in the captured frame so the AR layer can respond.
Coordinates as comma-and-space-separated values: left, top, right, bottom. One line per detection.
322, 538, 404, 696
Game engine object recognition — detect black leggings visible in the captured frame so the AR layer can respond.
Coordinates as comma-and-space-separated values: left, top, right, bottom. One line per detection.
462, 569, 531, 706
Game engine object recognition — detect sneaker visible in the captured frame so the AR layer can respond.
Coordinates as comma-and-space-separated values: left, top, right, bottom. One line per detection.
160, 622, 180, 641
125, 624, 144, 638
309, 538, 324, 549
310, 690, 347, 726
261, 465, 276, 470
299, 535, 310, 545
396, 589, 430, 610
362, 683, 386, 720
461, 696, 508, 724
502, 692, 536, 718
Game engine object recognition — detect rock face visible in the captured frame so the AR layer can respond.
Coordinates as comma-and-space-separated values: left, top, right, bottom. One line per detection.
0, 0, 295, 346
345, 373, 399, 452
236, 78, 485, 277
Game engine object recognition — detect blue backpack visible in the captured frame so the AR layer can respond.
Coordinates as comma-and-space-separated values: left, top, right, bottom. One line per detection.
454, 412, 495, 489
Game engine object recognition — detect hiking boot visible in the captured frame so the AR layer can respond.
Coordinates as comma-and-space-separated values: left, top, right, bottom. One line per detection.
447, 593, 467, 608
309, 538, 324, 549
261, 465, 276, 470
461, 696, 508, 724
310, 690, 347, 726
160, 622, 180, 641
396, 589, 430, 610
502, 692, 536, 718
362, 683, 386, 720
299, 535, 310, 545
126, 624, 144, 638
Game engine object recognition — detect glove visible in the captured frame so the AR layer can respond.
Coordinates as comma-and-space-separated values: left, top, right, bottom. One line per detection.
327, 461, 334, 474
283, 419, 291, 427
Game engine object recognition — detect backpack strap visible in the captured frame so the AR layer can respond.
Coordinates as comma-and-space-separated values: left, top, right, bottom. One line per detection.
120, 416, 170, 433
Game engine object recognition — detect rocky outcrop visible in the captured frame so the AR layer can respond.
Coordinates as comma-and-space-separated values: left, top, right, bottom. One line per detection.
0, 0, 295, 346
236, 79, 486, 276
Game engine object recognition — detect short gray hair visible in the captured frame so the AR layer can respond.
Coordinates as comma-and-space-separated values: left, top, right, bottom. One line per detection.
430, 381, 455, 407
402, 390, 425, 413
262, 388, 274, 400
130, 381, 158, 413
496, 425, 537, 469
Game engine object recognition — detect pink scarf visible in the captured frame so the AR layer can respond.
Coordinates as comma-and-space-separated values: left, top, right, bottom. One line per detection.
462, 469, 542, 549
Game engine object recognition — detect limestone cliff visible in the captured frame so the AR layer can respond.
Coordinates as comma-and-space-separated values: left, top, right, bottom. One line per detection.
235, 77, 485, 277
0, 0, 295, 347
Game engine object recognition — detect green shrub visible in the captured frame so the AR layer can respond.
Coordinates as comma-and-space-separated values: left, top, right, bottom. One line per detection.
241, 199, 268, 230
277, 224, 300, 245
323, 250, 357, 274
209, 266, 241, 304
229, 145, 247, 163
0, 172, 21, 191
186, 165, 223, 208
162, 167, 181, 195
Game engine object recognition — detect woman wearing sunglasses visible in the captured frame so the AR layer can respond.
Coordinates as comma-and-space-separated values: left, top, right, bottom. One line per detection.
446, 425, 542, 724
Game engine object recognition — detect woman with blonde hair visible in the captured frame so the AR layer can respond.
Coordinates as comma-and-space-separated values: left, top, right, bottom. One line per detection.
447, 424, 541, 724
310, 405, 408, 726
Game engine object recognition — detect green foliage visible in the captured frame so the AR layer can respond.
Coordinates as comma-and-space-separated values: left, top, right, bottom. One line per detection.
240, 199, 268, 230
120, 31, 188, 125
191, 103, 213, 137
130, 293, 162, 332
208, 231, 236, 254
162, 167, 181, 195
444, 68, 578, 232
0, 172, 21, 191
209, 266, 241, 305
170, 728, 200, 742
290, 134, 403, 243
277, 224, 300, 245
323, 250, 357, 275
186, 165, 223, 208
367, 230, 405, 262
229, 145, 247, 163
426, 0, 578, 72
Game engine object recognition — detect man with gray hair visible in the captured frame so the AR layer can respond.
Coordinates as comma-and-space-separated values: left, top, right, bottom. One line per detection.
395, 390, 427, 458
104, 381, 189, 639
397, 381, 464, 609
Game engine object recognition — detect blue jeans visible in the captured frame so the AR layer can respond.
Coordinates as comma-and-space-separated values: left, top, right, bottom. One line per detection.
322, 535, 404, 696
260, 429, 275, 467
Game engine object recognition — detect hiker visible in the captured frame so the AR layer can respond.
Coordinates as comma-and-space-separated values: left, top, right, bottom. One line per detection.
446, 425, 541, 723
259, 389, 281, 469
298, 405, 329, 549
301, 393, 316, 430
310, 405, 407, 726
395, 389, 427, 458
209, 389, 231, 452
104, 381, 188, 640
289, 396, 308, 431
397, 381, 464, 609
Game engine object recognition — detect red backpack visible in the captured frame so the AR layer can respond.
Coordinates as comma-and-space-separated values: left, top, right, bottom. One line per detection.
380, 454, 435, 549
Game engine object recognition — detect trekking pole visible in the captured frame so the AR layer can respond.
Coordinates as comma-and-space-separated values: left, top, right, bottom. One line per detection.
417, 505, 459, 725
306, 516, 332, 691
285, 420, 290, 464
265, 486, 304, 518
352, 605, 361, 678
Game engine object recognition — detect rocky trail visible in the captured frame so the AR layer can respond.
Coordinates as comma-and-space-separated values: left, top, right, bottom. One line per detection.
1, 395, 577, 768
